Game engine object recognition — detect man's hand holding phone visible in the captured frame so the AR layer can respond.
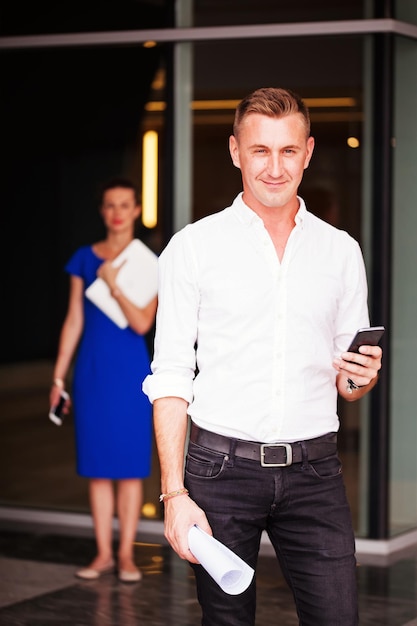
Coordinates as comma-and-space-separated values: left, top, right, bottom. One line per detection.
346, 326, 385, 354
333, 326, 384, 397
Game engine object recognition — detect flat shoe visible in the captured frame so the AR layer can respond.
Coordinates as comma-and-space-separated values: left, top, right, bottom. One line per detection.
118, 568, 142, 583
75, 561, 115, 580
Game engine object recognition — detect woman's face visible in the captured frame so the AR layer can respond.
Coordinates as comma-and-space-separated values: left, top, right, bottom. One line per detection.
100, 187, 141, 233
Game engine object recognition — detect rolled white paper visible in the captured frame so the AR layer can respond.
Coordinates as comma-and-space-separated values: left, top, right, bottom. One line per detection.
188, 525, 254, 595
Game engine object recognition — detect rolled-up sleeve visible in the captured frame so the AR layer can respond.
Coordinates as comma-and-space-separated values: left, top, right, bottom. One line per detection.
142, 227, 199, 405
142, 371, 194, 404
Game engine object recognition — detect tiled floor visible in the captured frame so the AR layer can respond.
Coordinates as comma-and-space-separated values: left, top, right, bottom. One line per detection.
0, 526, 416, 625
1, 361, 417, 624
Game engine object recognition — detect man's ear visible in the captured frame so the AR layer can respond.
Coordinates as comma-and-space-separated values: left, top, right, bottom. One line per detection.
304, 136, 315, 170
229, 135, 241, 169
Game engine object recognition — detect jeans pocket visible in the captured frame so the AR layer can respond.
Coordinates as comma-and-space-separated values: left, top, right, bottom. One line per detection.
185, 442, 229, 480
308, 453, 342, 479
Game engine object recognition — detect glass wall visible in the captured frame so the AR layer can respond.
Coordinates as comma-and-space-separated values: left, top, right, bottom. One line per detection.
1, 0, 417, 541
189, 34, 365, 531
0, 42, 165, 519
390, 30, 417, 535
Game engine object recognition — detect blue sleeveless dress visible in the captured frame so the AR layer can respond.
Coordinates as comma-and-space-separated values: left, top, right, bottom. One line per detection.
65, 245, 153, 479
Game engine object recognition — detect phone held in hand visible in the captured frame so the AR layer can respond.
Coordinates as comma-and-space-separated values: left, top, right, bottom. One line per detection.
49, 390, 70, 426
347, 326, 385, 353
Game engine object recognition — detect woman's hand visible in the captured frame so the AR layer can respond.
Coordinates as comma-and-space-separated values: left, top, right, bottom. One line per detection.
49, 382, 71, 416
97, 259, 126, 292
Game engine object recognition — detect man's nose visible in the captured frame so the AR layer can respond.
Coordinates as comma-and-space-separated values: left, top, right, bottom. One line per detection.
266, 154, 283, 177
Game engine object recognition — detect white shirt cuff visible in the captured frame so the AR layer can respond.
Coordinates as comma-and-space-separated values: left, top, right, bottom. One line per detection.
142, 373, 194, 405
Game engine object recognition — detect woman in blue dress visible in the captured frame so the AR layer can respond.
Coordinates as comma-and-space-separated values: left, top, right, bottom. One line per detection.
50, 177, 157, 582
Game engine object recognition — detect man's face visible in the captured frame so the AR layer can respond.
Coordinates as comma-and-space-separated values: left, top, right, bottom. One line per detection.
229, 112, 314, 213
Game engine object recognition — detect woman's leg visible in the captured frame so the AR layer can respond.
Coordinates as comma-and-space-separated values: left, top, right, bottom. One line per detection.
116, 478, 142, 572
88, 478, 115, 567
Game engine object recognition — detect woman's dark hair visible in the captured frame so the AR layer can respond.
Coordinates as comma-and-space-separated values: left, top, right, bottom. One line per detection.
99, 177, 141, 205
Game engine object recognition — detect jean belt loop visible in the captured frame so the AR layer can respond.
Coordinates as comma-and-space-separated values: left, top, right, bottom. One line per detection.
300, 440, 309, 470
227, 438, 237, 467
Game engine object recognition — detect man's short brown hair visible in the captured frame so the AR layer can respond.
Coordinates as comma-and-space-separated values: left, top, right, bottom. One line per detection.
233, 87, 310, 139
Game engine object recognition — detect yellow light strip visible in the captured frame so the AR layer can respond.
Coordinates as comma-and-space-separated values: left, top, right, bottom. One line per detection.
145, 101, 166, 111
304, 97, 356, 107
145, 97, 357, 112
189, 111, 363, 125
142, 130, 158, 228
192, 99, 242, 110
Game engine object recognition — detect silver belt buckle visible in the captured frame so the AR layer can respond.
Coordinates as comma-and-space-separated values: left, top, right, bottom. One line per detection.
260, 443, 293, 467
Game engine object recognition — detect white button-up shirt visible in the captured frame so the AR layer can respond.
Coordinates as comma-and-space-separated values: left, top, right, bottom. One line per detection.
143, 193, 370, 442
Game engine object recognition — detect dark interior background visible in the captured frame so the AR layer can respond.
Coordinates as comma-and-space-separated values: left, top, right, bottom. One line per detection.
0, 0, 385, 528
1, 0, 366, 365
1, 1, 169, 363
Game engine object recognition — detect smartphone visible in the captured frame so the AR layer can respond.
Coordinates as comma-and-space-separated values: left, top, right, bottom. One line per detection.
347, 326, 385, 353
49, 390, 70, 426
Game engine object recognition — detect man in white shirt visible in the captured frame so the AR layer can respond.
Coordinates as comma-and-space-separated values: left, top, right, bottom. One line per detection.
143, 87, 382, 625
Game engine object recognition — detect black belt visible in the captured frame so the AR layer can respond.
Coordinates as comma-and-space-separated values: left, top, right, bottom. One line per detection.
190, 423, 337, 467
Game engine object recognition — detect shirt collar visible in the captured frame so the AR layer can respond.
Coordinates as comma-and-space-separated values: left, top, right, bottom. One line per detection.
232, 192, 307, 229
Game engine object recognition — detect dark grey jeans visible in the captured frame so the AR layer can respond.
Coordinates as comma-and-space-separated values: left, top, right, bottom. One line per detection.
185, 435, 358, 626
